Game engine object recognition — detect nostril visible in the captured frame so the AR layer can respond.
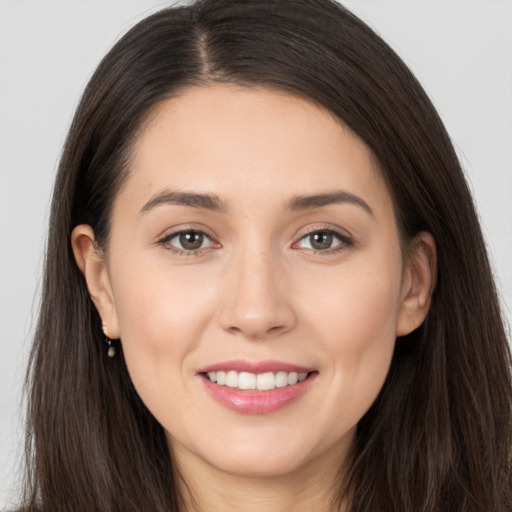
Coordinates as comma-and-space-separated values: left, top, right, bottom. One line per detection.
219, 302, 297, 340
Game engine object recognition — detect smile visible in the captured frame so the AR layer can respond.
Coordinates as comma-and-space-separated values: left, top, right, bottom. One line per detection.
205, 370, 308, 391
198, 361, 317, 414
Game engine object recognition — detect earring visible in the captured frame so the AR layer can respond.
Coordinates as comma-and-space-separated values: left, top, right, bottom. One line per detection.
102, 321, 116, 358
107, 339, 116, 358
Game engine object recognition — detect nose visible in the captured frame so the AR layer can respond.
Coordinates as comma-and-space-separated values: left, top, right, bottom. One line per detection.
219, 247, 297, 340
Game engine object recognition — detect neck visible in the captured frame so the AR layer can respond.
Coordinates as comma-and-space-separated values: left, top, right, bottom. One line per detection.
172, 442, 350, 512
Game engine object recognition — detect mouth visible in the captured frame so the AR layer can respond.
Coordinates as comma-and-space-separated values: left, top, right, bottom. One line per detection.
203, 370, 310, 391
198, 361, 317, 414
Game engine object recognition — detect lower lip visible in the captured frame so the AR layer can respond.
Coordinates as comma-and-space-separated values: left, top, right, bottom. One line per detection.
201, 373, 317, 414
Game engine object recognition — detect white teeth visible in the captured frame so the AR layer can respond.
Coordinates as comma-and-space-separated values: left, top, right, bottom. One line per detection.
275, 371, 288, 388
287, 372, 298, 385
238, 371, 256, 390
257, 372, 275, 391
205, 370, 310, 391
226, 371, 238, 388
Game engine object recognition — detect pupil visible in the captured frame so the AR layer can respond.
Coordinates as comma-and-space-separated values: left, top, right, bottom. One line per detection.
179, 231, 203, 250
311, 232, 332, 250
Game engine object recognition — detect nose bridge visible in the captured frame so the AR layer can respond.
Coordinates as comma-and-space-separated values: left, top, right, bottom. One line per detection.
220, 239, 295, 339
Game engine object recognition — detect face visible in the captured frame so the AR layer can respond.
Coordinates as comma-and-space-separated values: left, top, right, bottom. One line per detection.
76, 84, 430, 481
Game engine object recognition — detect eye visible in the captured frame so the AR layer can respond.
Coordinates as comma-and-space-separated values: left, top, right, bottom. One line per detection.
159, 229, 216, 253
295, 229, 351, 252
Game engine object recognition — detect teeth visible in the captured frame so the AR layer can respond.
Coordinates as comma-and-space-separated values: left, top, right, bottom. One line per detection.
257, 372, 275, 391
226, 370, 238, 388
275, 371, 288, 388
239, 371, 256, 390
287, 372, 298, 385
205, 370, 310, 391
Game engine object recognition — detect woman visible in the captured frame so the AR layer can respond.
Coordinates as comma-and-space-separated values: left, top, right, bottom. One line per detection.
15, 0, 511, 510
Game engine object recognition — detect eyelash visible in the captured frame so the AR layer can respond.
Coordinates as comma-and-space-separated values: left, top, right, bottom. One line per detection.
157, 228, 218, 257
295, 226, 353, 254
157, 226, 353, 256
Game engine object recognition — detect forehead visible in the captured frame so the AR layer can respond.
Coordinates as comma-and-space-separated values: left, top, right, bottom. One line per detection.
120, 84, 391, 215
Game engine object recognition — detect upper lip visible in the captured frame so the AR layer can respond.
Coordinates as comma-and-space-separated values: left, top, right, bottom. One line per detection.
197, 359, 314, 374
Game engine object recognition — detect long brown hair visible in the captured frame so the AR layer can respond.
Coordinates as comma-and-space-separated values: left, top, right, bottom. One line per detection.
19, 1, 511, 510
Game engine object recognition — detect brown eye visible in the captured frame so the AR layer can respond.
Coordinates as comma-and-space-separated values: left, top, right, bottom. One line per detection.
309, 232, 333, 250
296, 229, 350, 252
160, 229, 215, 253
179, 231, 204, 250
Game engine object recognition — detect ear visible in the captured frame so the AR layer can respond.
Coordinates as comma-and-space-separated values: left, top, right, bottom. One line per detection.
71, 225, 120, 339
396, 231, 437, 337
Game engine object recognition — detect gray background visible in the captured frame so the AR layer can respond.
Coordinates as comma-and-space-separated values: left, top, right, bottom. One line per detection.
1, 1, 511, 507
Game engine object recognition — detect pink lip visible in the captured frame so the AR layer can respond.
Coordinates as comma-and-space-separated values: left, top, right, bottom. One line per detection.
197, 359, 314, 374
197, 360, 317, 415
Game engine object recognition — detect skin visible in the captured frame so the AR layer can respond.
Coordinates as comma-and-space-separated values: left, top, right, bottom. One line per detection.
72, 84, 436, 512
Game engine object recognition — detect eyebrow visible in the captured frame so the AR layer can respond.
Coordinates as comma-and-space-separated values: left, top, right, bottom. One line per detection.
139, 190, 229, 215
139, 189, 373, 217
285, 191, 374, 216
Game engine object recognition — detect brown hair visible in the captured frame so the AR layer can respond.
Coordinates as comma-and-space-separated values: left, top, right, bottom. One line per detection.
19, 1, 511, 510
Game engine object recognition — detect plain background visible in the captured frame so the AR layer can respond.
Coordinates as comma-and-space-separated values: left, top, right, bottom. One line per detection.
1, 0, 511, 507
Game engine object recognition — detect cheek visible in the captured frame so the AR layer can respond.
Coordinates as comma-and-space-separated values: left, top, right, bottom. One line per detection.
335, 281, 398, 394
333, 278, 399, 349
302, 254, 401, 346
299, 256, 402, 420
108, 258, 218, 388
108, 262, 225, 434
112, 257, 212, 334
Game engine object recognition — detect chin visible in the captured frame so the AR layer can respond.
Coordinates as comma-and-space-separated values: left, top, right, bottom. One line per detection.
209, 449, 313, 479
